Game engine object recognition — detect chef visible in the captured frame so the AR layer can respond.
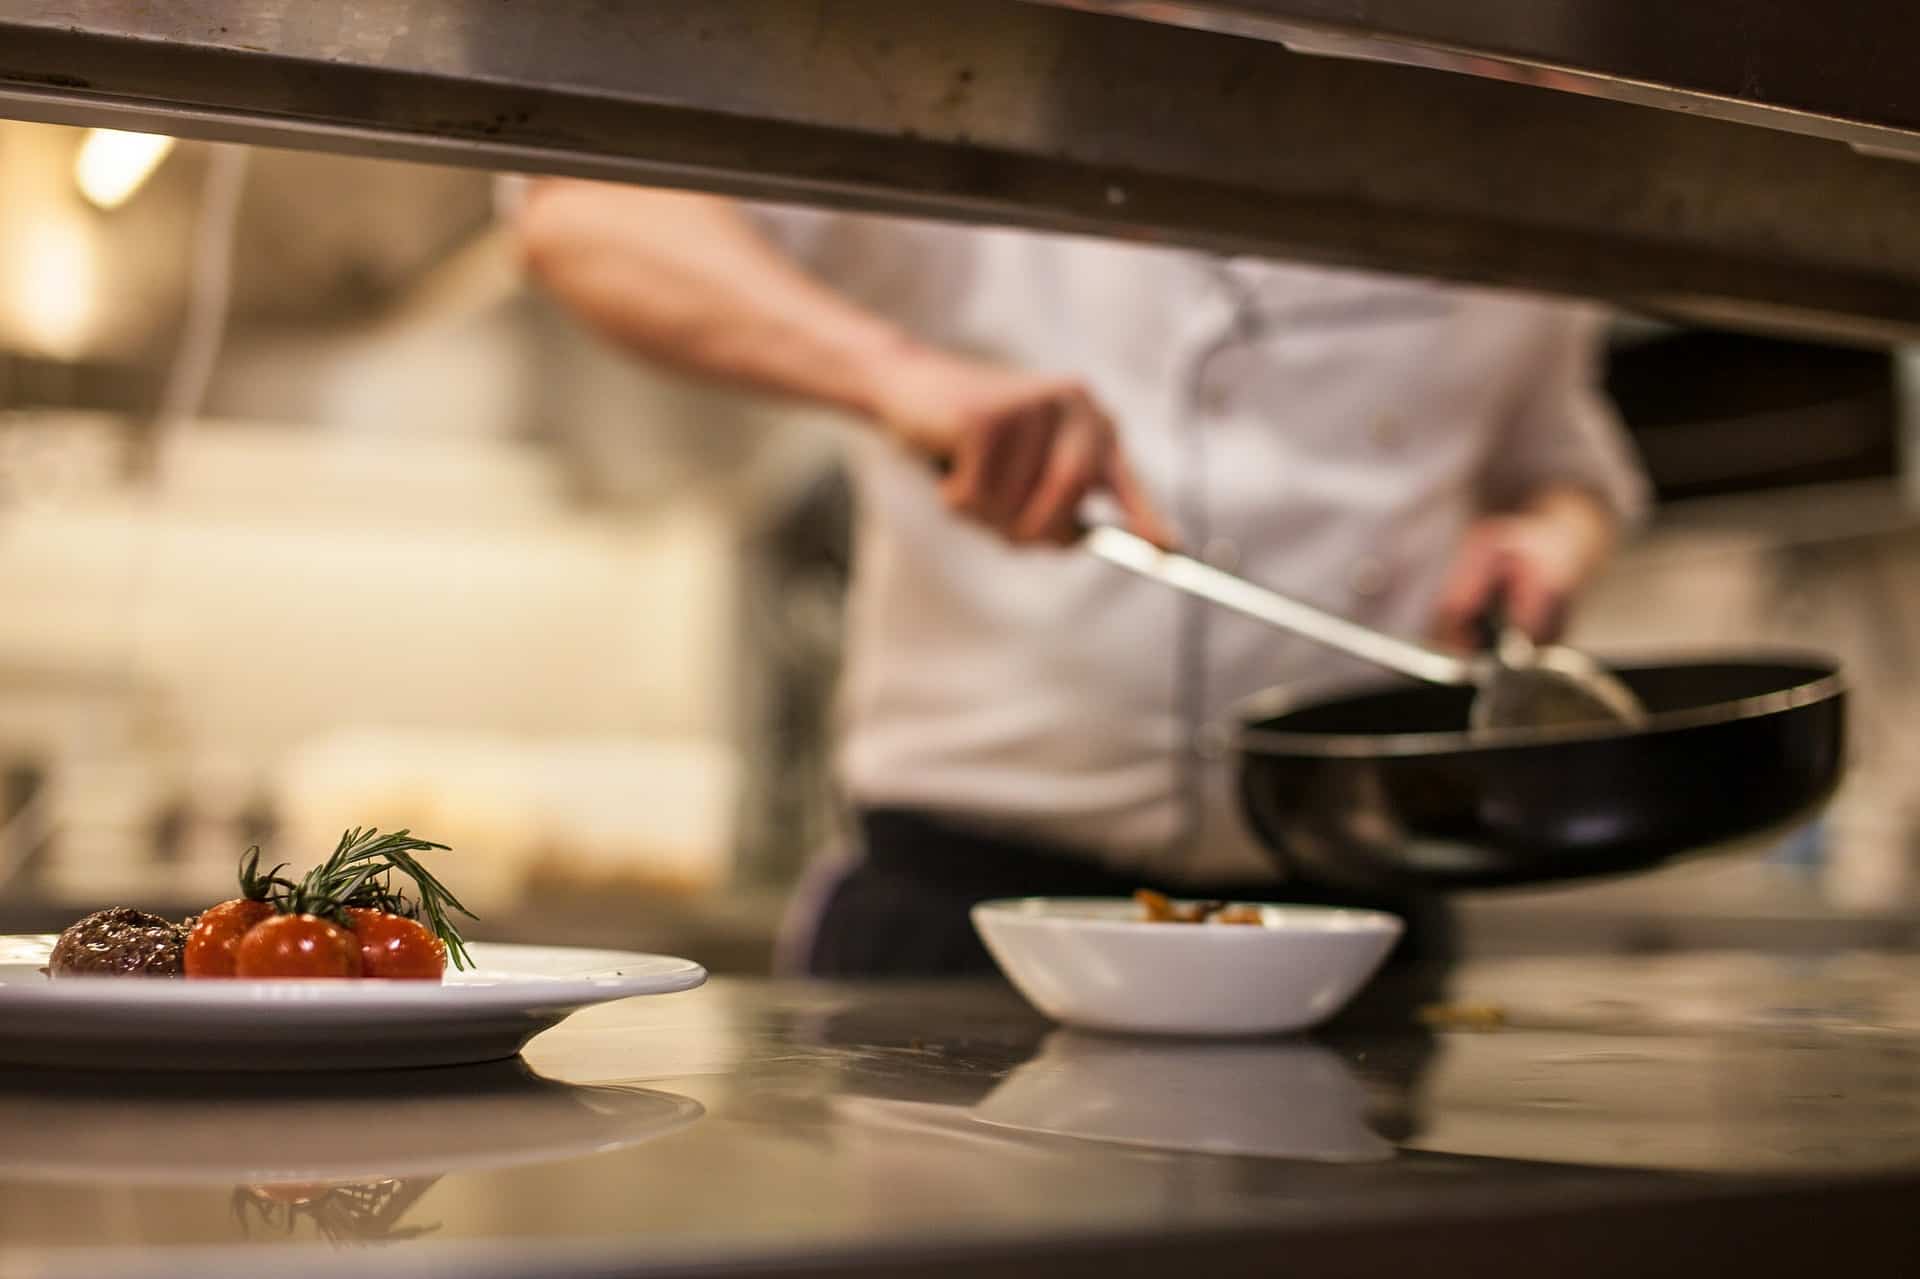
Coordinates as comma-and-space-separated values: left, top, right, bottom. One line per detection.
512, 181, 1649, 976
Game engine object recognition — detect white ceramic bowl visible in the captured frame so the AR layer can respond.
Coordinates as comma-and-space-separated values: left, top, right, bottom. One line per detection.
971, 898, 1402, 1037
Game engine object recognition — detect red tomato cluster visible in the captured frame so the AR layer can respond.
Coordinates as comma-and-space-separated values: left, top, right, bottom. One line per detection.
184, 901, 446, 979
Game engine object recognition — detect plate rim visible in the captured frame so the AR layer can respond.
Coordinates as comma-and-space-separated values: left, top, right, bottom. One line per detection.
0, 938, 708, 1012
971, 896, 1404, 937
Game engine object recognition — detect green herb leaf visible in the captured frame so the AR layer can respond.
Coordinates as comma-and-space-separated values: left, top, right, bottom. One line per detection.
239, 827, 475, 970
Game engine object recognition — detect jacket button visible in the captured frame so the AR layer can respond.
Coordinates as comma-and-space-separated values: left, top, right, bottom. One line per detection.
1194, 374, 1231, 415
1348, 554, 1392, 598
1193, 724, 1232, 761
1201, 538, 1240, 572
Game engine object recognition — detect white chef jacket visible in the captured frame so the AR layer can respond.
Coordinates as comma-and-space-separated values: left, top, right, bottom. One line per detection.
743, 204, 1648, 885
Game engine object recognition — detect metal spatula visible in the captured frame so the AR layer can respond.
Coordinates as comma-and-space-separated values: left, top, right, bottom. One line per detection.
1084, 526, 1645, 734
1463, 585, 1645, 733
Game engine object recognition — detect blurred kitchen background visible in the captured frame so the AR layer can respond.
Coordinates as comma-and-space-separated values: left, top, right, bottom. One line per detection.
2, 124, 1918, 969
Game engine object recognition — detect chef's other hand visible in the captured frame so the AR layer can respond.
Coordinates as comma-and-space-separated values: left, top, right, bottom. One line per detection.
867, 348, 1176, 549
1433, 486, 1617, 649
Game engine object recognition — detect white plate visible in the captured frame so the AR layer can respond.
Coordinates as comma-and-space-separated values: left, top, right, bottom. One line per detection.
0, 936, 706, 1071
971, 897, 1401, 1037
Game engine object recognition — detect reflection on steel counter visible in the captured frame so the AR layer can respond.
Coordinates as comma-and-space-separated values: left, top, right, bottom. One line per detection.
0, 1056, 703, 1187
11, 972, 1920, 1275
773, 956, 1450, 1149
972, 1031, 1395, 1162
232, 1177, 443, 1246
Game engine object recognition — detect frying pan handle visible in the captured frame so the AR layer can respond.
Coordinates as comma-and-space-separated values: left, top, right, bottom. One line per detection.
1472, 580, 1509, 654
1473, 568, 1575, 654
924, 452, 1121, 541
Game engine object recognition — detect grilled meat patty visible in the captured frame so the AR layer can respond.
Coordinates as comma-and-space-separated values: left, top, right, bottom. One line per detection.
47, 907, 187, 977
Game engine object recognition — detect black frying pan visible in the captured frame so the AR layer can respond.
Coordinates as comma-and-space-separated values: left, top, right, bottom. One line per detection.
1235, 654, 1845, 891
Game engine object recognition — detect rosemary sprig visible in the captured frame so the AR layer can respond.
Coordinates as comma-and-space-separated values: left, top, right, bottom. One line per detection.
272, 827, 476, 970
237, 845, 297, 902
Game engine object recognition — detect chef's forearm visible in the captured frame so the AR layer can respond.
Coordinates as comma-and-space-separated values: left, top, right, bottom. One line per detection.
515, 179, 914, 425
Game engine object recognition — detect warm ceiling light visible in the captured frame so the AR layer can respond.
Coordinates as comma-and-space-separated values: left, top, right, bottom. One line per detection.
73, 128, 176, 210
3, 215, 96, 358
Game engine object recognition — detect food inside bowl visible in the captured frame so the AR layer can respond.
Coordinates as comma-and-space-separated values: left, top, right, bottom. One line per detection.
1133, 890, 1263, 925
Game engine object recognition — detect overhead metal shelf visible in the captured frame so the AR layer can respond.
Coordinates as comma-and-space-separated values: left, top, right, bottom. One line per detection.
1034, 1, 1920, 158
1, 0, 1917, 344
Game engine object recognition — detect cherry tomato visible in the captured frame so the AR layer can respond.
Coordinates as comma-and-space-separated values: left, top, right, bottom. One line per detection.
234, 914, 364, 979
183, 898, 277, 978
345, 907, 446, 980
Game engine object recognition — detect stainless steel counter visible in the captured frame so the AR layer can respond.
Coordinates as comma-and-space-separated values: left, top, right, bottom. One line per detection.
3, 955, 1918, 1279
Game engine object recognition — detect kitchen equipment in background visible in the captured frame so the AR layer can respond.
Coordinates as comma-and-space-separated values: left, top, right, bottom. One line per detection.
1086, 526, 1646, 733
1237, 656, 1845, 891
0, 759, 49, 887
279, 730, 741, 914
0, 405, 749, 919
732, 459, 853, 888
1606, 330, 1899, 503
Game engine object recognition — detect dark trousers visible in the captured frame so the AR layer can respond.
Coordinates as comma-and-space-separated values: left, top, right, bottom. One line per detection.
804, 808, 1452, 978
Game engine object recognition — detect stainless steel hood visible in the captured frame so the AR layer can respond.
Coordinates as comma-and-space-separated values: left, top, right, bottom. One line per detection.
1046, 2, 1920, 159
2, 1, 1918, 345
